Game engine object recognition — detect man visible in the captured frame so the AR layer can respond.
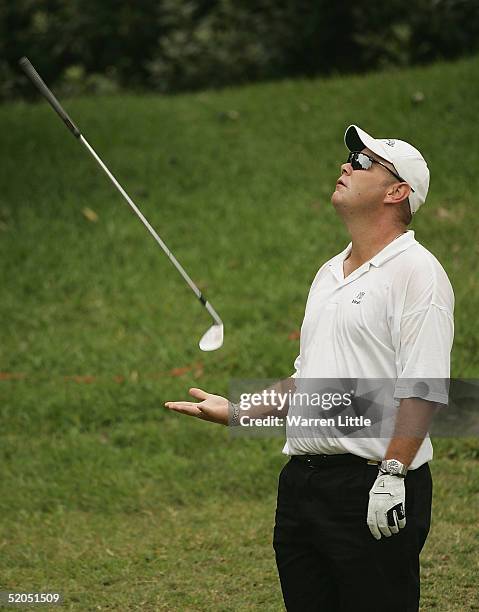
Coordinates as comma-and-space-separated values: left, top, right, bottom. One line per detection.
165, 125, 454, 611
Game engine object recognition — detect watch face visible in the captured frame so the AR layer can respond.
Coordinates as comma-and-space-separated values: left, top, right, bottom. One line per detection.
388, 460, 400, 474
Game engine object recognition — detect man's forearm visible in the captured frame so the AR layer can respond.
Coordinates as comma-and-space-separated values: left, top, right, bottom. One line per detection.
231, 376, 296, 424
385, 397, 439, 467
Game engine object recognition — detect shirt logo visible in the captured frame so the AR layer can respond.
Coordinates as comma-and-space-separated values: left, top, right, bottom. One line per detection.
386, 139, 395, 147
352, 291, 366, 304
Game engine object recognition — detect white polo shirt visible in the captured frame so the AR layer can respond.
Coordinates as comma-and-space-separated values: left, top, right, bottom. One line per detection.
283, 230, 454, 469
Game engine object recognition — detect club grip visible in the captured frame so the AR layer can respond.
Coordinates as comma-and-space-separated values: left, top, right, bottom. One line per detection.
19, 57, 81, 138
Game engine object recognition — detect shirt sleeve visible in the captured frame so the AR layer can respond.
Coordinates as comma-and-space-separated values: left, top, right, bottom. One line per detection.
393, 256, 454, 404
291, 354, 301, 378
290, 259, 332, 380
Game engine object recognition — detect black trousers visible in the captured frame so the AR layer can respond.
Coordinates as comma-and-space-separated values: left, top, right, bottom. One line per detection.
273, 455, 432, 612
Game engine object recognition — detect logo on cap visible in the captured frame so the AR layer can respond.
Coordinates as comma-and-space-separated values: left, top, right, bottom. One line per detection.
386, 139, 396, 147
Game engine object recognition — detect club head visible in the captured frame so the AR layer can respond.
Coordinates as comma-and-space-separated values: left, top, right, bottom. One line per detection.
199, 323, 224, 352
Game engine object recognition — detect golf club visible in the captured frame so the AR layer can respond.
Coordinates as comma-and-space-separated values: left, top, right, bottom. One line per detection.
19, 57, 224, 352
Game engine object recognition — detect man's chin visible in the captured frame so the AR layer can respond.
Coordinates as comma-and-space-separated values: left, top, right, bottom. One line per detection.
331, 190, 342, 206
330, 192, 352, 218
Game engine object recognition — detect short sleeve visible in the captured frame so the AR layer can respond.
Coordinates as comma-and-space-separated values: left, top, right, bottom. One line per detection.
291, 354, 301, 378
290, 259, 330, 380
393, 256, 454, 404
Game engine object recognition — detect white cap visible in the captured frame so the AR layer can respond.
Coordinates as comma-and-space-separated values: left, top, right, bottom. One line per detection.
344, 124, 430, 214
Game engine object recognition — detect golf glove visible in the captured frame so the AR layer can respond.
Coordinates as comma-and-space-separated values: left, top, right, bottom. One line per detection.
367, 472, 406, 540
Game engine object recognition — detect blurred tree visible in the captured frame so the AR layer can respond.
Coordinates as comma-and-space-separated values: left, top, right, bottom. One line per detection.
147, 0, 312, 91
1, 0, 478, 99
351, 0, 479, 70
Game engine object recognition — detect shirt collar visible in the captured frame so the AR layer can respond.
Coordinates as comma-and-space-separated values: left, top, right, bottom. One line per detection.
328, 230, 417, 281
369, 229, 417, 267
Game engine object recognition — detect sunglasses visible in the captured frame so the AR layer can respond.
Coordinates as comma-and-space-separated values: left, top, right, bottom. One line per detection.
347, 151, 414, 192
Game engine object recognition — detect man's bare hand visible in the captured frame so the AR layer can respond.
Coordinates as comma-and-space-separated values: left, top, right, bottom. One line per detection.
164, 388, 229, 426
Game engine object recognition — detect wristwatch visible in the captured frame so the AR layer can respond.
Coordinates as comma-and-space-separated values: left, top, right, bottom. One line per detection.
230, 402, 241, 426
379, 459, 408, 478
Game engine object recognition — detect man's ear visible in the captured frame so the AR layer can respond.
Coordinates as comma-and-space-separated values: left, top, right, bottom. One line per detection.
384, 182, 411, 204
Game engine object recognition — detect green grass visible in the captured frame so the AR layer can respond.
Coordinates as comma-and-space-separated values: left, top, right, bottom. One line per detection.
1, 54, 478, 610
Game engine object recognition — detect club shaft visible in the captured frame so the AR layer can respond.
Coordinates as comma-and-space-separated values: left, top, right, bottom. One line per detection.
19, 56, 222, 330
80, 136, 222, 327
